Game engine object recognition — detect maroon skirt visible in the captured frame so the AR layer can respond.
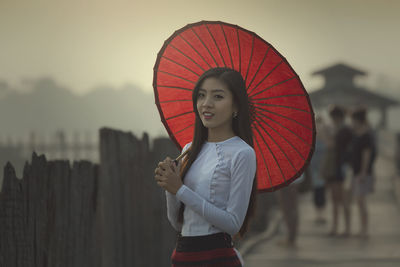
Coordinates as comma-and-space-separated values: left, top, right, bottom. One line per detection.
171, 232, 243, 267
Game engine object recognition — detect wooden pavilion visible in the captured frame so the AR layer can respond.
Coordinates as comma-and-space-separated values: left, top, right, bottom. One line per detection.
309, 63, 398, 129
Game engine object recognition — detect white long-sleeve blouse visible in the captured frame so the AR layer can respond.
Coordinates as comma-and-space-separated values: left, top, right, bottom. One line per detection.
165, 135, 257, 237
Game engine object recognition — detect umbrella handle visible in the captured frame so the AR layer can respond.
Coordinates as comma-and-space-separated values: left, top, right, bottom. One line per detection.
173, 149, 189, 166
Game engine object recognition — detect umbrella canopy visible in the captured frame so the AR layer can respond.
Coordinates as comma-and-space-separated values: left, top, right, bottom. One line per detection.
153, 21, 315, 192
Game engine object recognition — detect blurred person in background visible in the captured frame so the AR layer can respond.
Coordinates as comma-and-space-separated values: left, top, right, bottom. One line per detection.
276, 173, 305, 248
326, 105, 353, 237
349, 107, 376, 239
310, 115, 332, 225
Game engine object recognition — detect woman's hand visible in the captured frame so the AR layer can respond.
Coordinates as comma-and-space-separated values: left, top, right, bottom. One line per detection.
154, 156, 183, 195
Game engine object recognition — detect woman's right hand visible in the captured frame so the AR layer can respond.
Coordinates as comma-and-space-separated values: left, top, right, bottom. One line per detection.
154, 157, 183, 194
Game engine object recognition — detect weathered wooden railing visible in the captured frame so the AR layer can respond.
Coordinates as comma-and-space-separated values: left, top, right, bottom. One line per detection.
0, 128, 180, 267
0, 154, 99, 267
0, 127, 273, 266
98, 128, 179, 267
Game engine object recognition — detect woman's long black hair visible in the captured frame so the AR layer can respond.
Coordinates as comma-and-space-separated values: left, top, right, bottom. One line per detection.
178, 67, 257, 239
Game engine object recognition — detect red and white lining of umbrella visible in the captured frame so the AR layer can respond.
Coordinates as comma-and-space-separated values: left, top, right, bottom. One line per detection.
153, 21, 316, 192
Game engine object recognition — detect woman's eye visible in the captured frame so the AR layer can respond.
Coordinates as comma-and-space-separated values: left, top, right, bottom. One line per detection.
197, 93, 223, 99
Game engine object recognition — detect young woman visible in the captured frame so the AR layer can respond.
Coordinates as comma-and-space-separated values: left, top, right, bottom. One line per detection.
349, 107, 376, 239
154, 67, 257, 266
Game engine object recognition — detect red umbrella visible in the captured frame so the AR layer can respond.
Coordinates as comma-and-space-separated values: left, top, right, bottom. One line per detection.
153, 21, 315, 192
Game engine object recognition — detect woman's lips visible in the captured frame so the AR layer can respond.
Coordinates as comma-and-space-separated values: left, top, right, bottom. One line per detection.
203, 112, 214, 120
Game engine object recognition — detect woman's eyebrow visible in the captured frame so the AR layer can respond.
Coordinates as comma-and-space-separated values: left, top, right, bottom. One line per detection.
199, 88, 225, 93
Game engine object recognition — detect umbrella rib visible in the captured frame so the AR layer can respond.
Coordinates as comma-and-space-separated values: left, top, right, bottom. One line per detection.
253, 107, 312, 144
206, 24, 227, 67
249, 76, 296, 98
158, 70, 196, 84
252, 129, 273, 188
170, 43, 206, 72
254, 106, 312, 132
254, 119, 297, 172
247, 60, 283, 96
165, 110, 193, 121
244, 36, 255, 83
191, 28, 219, 67
159, 99, 192, 103
252, 102, 311, 114
256, 114, 306, 161
221, 24, 234, 69
251, 94, 306, 101
236, 28, 241, 73
162, 55, 201, 77
177, 34, 212, 69
174, 123, 195, 135
253, 123, 287, 183
157, 85, 193, 92
247, 46, 271, 90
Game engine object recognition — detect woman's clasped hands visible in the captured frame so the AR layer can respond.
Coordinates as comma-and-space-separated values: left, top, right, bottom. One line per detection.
154, 157, 183, 195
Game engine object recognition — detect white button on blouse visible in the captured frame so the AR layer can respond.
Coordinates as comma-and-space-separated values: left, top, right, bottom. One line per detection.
165, 135, 257, 237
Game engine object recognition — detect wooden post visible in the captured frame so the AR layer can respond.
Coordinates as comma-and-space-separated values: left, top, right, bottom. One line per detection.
1, 128, 190, 267
97, 128, 179, 267
0, 152, 99, 267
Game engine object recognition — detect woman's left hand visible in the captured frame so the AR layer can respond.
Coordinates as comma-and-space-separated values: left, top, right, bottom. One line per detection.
154, 157, 183, 195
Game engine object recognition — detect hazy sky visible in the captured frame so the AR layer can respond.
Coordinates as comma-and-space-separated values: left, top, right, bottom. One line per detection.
1, 0, 399, 95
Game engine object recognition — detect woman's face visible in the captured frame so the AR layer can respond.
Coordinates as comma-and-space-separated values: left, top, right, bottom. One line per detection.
196, 77, 237, 133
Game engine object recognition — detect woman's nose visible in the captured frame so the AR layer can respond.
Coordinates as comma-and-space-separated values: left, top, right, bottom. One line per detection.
202, 96, 213, 107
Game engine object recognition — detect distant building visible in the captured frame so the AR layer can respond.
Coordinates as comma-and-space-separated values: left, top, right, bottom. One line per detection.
309, 63, 398, 129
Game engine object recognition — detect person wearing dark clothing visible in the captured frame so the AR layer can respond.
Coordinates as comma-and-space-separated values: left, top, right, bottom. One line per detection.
350, 131, 376, 178
310, 115, 331, 224
349, 107, 376, 239
277, 182, 300, 248
327, 105, 353, 237
333, 123, 353, 182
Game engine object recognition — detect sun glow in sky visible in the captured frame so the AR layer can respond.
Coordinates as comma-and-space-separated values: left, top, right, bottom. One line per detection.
1, 0, 399, 95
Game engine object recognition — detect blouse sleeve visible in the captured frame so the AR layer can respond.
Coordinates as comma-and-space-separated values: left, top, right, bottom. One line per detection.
175, 147, 256, 235
165, 142, 191, 231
